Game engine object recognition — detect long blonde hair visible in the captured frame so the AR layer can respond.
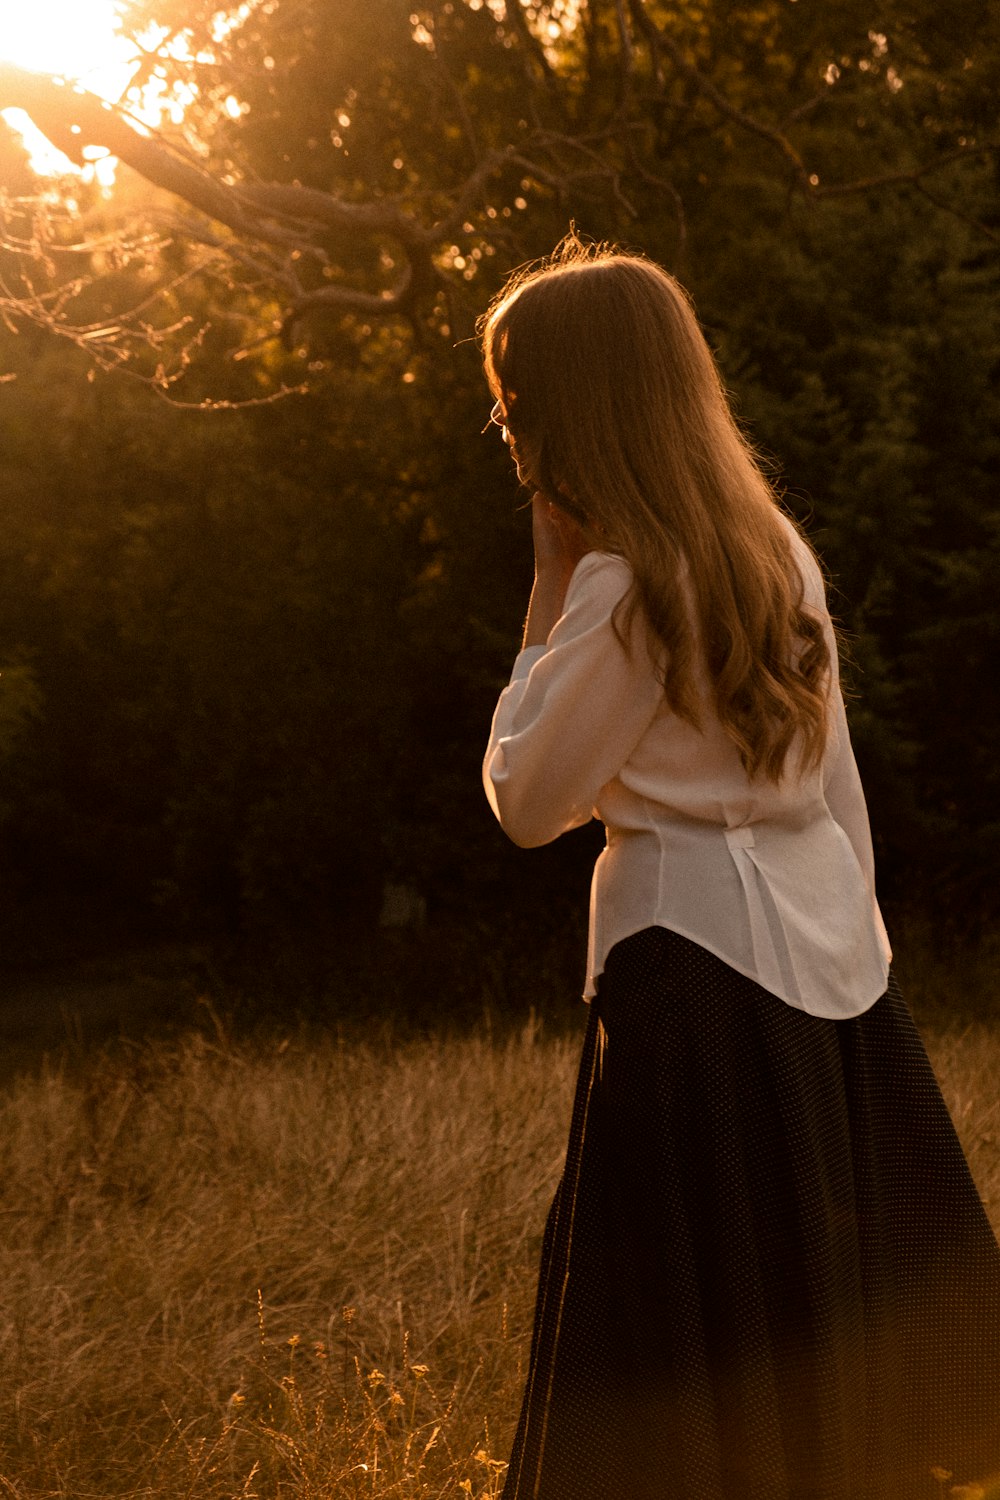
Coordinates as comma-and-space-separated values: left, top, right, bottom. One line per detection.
479, 237, 831, 784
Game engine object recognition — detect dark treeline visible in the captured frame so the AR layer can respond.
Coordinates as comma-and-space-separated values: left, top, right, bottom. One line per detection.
0, 0, 997, 1007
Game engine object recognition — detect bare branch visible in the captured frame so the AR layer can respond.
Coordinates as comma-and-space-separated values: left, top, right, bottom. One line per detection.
285, 263, 415, 326
524, 130, 639, 216
913, 182, 1000, 246
614, 0, 636, 90
156, 216, 301, 296
0, 65, 423, 259
621, 126, 687, 266
232, 181, 426, 248
143, 381, 310, 411
430, 146, 536, 238
2, 1, 995, 407
425, 3, 482, 161
501, 0, 566, 118
1, 65, 587, 341
812, 145, 997, 198
782, 92, 827, 128
626, 0, 665, 88
651, 31, 812, 191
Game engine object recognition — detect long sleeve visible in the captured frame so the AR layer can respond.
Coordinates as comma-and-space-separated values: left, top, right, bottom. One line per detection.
787, 529, 880, 901
823, 690, 876, 889
483, 553, 665, 848
483, 528, 890, 1014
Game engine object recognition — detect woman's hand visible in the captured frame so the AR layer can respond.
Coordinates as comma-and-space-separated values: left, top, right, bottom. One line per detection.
532, 492, 591, 575
522, 493, 593, 648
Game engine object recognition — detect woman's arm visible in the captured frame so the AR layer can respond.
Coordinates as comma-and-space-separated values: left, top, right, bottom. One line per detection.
484, 528, 665, 849
823, 688, 879, 896
522, 492, 595, 647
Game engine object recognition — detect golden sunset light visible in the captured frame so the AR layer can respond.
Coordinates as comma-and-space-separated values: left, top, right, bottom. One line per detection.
0, 0, 138, 177
0, 0, 134, 83
0, 1, 996, 1496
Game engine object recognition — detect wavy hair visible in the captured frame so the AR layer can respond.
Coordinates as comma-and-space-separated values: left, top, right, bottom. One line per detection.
479, 236, 832, 783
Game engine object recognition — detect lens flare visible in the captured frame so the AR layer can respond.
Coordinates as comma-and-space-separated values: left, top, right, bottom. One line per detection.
0, 0, 141, 176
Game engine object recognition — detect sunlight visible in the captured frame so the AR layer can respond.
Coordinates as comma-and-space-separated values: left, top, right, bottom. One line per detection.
0, 0, 139, 177
0, 0, 134, 84
1, 2, 256, 180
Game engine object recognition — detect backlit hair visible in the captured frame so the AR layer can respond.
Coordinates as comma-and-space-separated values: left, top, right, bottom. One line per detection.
479, 235, 832, 783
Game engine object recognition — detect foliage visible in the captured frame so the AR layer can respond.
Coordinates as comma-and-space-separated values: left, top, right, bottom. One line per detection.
0, 0, 997, 976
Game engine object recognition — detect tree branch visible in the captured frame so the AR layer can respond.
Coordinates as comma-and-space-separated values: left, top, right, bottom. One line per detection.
651, 31, 812, 191
626, 0, 665, 88
812, 145, 997, 198
913, 181, 1000, 246
1, 66, 424, 257
284, 263, 415, 331
501, 0, 566, 118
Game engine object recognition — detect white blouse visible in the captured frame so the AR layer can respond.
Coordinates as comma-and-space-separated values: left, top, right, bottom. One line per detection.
483, 522, 892, 1018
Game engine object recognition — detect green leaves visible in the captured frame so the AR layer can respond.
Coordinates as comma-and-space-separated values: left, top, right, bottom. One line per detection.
0, 0, 998, 977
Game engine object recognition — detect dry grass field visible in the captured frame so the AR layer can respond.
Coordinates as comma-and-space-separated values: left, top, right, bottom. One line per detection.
0, 938, 996, 1498
0, 1011, 575, 1499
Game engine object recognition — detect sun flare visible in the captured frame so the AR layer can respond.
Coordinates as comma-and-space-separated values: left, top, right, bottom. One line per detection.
0, 0, 137, 90
1, 0, 139, 175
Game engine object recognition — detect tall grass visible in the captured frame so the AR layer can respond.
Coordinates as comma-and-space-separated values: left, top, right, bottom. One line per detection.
0, 977, 996, 1498
0, 1013, 576, 1498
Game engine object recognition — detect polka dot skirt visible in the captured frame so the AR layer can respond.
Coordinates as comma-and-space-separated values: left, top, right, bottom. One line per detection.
502, 926, 1000, 1500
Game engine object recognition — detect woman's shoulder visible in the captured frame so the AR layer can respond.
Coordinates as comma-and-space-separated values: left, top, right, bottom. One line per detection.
560, 549, 637, 624
568, 548, 634, 596
569, 519, 829, 618
775, 510, 828, 613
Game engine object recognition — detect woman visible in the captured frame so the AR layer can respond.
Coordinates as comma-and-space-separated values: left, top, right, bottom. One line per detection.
480, 239, 1000, 1500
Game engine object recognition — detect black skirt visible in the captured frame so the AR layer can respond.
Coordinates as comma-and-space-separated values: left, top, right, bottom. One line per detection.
502, 927, 1000, 1500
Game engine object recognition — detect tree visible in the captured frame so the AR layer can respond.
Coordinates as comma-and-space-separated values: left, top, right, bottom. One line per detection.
0, 0, 997, 985
1, 0, 997, 400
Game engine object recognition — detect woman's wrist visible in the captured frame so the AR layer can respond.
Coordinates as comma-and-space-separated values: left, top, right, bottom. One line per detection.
521, 493, 591, 648
522, 567, 574, 648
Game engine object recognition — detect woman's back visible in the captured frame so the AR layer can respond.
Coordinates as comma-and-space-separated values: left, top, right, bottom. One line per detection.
485, 516, 891, 1016
482, 235, 1000, 1500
